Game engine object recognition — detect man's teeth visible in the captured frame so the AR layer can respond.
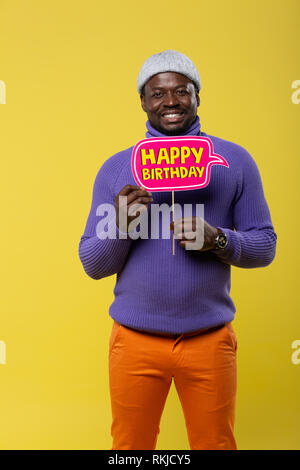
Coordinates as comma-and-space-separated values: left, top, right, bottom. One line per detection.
163, 113, 182, 117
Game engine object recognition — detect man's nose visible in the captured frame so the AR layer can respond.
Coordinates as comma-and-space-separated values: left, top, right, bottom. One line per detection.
163, 91, 179, 106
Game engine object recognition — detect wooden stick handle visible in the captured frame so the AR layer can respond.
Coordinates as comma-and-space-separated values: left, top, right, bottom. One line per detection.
172, 191, 175, 255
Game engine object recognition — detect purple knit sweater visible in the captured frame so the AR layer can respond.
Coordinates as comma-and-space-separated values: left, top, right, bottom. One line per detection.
78, 116, 277, 334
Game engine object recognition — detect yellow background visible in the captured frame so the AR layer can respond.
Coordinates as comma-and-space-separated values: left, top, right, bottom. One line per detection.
0, 0, 299, 450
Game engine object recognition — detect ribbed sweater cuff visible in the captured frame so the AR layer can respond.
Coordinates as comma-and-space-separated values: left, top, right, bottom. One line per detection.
210, 227, 241, 264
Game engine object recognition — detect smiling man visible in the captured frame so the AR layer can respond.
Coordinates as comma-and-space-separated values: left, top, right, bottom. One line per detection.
140, 71, 200, 135
78, 50, 277, 450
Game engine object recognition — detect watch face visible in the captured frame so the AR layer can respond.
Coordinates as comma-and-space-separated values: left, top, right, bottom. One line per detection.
217, 233, 228, 248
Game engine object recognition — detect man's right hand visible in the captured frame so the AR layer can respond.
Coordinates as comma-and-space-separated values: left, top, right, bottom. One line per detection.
115, 184, 153, 233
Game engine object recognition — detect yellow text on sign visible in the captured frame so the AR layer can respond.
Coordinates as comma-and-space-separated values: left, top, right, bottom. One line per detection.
140, 146, 204, 165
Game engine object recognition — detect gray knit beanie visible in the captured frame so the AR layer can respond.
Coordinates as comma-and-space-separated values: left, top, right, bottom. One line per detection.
137, 49, 201, 95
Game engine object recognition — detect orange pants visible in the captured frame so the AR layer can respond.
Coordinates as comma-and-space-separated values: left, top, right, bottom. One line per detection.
108, 320, 238, 450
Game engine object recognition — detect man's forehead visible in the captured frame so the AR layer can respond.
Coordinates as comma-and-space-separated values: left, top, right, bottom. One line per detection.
146, 72, 192, 89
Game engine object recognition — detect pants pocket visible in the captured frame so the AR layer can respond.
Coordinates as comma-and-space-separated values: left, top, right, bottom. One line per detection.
225, 322, 238, 352
109, 320, 123, 354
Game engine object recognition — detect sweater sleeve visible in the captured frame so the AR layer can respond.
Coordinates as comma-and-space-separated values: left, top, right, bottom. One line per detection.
211, 148, 277, 268
78, 159, 134, 280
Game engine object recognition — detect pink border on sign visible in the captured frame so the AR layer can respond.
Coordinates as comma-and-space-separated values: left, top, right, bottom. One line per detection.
131, 136, 229, 191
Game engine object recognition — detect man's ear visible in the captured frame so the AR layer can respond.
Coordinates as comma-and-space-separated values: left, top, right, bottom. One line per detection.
196, 93, 200, 107
140, 94, 146, 112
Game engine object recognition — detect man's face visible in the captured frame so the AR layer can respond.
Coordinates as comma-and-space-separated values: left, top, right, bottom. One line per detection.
140, 72, 200, 135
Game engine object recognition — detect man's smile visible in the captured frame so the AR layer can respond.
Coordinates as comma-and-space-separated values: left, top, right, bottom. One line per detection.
161, 110, 185, 123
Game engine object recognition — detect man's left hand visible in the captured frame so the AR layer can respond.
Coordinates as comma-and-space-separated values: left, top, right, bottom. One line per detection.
169, 216, 221, 252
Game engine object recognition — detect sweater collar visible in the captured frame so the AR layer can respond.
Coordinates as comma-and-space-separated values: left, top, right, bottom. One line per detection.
145, 115, 204, 138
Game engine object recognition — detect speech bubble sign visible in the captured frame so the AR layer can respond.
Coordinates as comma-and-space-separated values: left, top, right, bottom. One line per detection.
131, 136, 229, 191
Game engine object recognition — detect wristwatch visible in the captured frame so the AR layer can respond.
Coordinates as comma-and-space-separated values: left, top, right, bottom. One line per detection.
214, 230, 228, 250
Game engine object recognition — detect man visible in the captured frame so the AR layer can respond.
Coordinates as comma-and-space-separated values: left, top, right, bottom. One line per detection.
78, 50, 277, 450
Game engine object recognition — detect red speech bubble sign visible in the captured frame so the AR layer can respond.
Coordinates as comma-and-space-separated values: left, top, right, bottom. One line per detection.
131, 136, 229, 191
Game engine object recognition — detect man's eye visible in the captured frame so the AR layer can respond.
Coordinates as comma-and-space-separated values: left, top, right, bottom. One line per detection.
177, 89, 188, 95
153, 92, 162, 97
